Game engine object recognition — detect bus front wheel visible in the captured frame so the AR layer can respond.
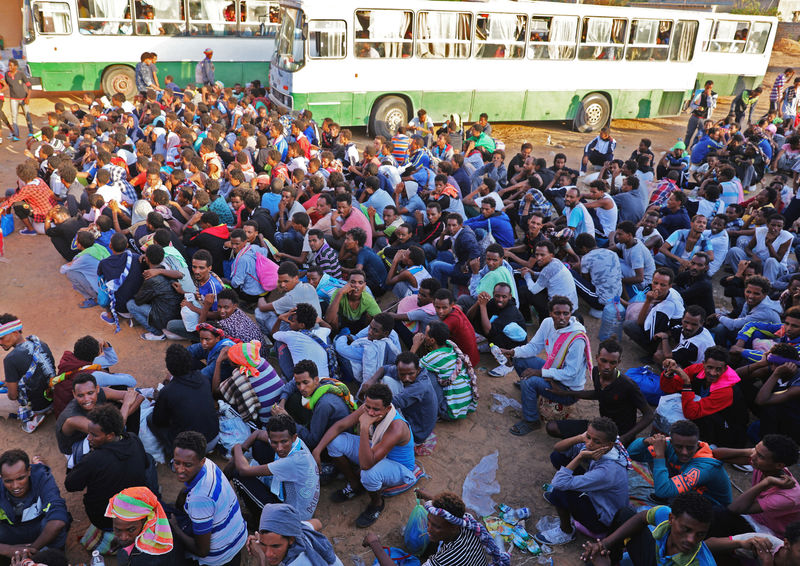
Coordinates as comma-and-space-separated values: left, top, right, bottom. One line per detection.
573, 93, 610, 133
370, 96, 408, 139
102, 65, 137, 99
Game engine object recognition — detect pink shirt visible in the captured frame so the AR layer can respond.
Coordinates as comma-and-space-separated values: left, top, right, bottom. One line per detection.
338, 207, 372, 247
751, 468, 800, 537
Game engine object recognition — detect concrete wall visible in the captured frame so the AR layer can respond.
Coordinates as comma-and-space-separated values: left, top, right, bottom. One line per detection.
0, 0, 23, 49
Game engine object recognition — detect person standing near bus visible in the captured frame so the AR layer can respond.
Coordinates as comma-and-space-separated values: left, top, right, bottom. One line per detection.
5, 59, 33, 141
685, 80, 717, 148
196, 49, 215, 88
135, 52, 155, 95
730, 86, 763, 130
408, 109, 434, 148
770, 68, 794, 114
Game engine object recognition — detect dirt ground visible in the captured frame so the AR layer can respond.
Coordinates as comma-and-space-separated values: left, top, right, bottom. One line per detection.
0, 52, 794, 566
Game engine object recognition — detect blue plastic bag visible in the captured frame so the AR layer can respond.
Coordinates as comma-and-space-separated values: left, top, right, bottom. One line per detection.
1, 213, 14, 237
626, 366, 663, 405
403, 498, 429, 556
372, 547, 420, 566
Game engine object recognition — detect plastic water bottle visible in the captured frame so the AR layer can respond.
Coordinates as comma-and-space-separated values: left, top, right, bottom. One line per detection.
90, 551, 105, 566
598, 296, 625, 341
546, 134, 552, 145
492, 532, 506, 554
489, 343, 508, 365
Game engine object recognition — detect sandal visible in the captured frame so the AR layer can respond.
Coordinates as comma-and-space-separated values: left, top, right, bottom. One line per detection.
510, 420, 541, 436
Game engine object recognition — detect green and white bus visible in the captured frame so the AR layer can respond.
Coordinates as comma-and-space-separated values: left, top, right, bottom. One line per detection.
267, 0, 777, 135
21, 0, 281, 97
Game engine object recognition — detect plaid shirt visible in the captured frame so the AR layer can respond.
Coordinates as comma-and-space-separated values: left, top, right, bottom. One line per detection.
2, 181, 56, 222
524, 188, 555, 218
649, 179, 679, 208
310, 240, 342, 278
103, 164, 138, 204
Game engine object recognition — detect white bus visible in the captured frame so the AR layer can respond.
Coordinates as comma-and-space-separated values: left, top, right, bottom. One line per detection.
267, 0, 777, 136
21, 0, 281, 97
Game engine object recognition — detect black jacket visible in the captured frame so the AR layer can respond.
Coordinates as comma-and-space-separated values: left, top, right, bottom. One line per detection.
64, 433, 149, 530
152, 370, 219, 446
132, 273, 182, 331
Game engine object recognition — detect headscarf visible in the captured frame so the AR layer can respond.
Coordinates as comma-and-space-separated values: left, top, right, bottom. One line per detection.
131, 200, 154, 225
196, 322, 226, 339
105, 487, 174, 555
258, 504, 339, 566
0, 319, 22, 338
423, 501, 510, 566
227, 341, 261, 376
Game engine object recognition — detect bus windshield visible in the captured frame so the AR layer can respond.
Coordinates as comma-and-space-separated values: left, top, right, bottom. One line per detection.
276, 6, 305, 71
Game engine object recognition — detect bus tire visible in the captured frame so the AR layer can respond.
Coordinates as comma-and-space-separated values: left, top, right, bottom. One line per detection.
573, 93, 611, 133
101, 65, 137, 99
370, 96, 408, 139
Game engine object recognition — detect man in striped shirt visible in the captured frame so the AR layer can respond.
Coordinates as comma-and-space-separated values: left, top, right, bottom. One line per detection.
170, 431, 248, 566
771, 69, 795, 114
391, 127, 411, 166
308, 228, 342, 279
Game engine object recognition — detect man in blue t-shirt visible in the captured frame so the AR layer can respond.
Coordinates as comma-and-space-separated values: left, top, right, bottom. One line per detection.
690, 127, 724, 167
343, 227, 387, 296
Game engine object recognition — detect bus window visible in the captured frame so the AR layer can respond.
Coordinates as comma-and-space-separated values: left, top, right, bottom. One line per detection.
188, 0, 237, 36
134, 0, 184, 36
528, 16, 577, 60
78, 0, 132, 35
708, 20, 750, 53
669, 19, 697, 61
626, 19, 671, 61
416, 11, 473, 59
275, 6, 304, 71
354, 9, 412, 58
308, 20, 346, 58
32, 1, 71, 34
745, 21, 771, 53
475, 13, 526, 59
240, 1, 280, 37
579, 17, 626, 60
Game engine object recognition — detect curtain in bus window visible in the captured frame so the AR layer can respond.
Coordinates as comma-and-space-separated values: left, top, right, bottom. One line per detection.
669, 20, 697, 61
137, 0, 182, 35
745, 22, 770, 53
189, 0, 234, 35
476, 13, 525, 58
549, 16, 576, 59
370, 11, 412, 58
416, 11, 471, 58
79, 0, 130, 34
241, 1, 278, 37
581, 18, 611, 60
309, 21, 345, 58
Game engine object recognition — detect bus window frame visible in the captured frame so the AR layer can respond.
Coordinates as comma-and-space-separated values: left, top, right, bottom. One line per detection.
706, 19, 750, 53
31, 0, 72, 35
238, 0, 281, 38
579, 16, 629, 61
307, 19, 347, 59
527, 15, 578, 61
415, 10, 474, 59
353, 8, 414, 59
187, 0, 239, 36
131, 0, 185, 36
473, 12, 527, 60
744, 21, 771, 54
668, 19, 698, 62
77, 0, 133, 35
625, 18, 672, 61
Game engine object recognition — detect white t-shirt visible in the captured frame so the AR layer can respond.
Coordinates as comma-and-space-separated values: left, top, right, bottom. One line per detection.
272, 328, 331, 377
96, 183, 122, 204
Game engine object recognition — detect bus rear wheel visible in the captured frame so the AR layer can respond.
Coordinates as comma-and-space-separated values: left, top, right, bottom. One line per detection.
573, 93, 611, 133
102, 65, 137, 100
370, 96, 408, 139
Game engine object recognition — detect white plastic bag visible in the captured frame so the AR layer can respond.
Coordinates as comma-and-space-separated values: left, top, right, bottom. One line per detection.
138, 399, 165, 464
489, 393, 522, 414
462, 451, 500, 517
654, 393, 686, 433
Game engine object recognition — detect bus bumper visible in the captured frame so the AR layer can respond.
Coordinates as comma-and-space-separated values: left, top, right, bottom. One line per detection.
269, 88, 293, 114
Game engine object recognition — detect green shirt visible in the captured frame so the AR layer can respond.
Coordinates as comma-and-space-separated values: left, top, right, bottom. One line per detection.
332, 289, 381, 320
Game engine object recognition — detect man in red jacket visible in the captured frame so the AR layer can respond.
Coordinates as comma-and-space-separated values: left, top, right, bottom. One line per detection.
432, 289, 480, 367
660, 346, 748, 447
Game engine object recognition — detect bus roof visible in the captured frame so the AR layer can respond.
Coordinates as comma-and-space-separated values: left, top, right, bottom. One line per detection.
278, 0, 777, 23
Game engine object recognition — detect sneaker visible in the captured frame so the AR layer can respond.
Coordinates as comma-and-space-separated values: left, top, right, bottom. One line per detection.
100, 312, 116, 325
22, 413, 47, 433
732, 464, 754, 473
118, 312, 133, 319
536, 515, 561, 532
488, 364, 514, 377
162, 329, 185, 340
140, 332, 166, 341
19, 229, 38, 235
534, 526, 575, 546
79, 298, 98, 308
589, 308, 603, 319
355, 498, 385, 528
543, 490, 555, 505
10, 136, 20, 142
330, 483, 361, 503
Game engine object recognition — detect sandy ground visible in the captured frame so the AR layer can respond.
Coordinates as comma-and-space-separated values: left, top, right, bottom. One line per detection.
0, 52, 795, 566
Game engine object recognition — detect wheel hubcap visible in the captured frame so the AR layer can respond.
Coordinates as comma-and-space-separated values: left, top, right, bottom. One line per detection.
111, 75, 131, 94
385, 108, 404, 132
585, 102, 604, 125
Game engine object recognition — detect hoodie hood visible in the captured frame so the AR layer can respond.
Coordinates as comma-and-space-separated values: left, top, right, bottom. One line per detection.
172, 370, 206, 389
202, 224, 230, 240
694, 365, 741, 392
58, 350, 90, 373
100, 433, 139, 460
748, 296, 783, 318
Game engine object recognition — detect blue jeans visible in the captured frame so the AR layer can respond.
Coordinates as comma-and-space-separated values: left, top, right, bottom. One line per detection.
513, 357, 577, 422
430, 259, 470, 288
125, 299, 158, 334
327, 432, 417, 492
93, 371, 137, 388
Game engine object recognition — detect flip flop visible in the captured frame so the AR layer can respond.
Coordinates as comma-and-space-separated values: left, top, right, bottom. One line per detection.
510, 420, 540, 436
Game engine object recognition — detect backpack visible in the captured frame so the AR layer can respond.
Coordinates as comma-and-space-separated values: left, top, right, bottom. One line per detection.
253, 250, 279, 292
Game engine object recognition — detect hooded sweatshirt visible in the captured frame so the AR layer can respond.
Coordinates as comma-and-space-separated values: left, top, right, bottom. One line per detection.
151, 370, 219, 445
719, 296, 782, 331
64, 432, 149, 530
550, 443, 630, 526
512, 317, 589, 390
660, 363, 741, 419
628, 438, 732, 507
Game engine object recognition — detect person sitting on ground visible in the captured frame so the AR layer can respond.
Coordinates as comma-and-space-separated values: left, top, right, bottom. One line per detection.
457, 244, 518, 316
622, 267, 685, 357
325, 270, 382, 335
187, 322, 236, 383
55, 335, 137, 405
627, 419, 732, 507
216, 289, 269, 357
273, 360, 357, 451
229, 414, 320, 521
59, 230, 109, 308
660, 347, 748, 447
169, 431, 248, 566
429, 213, 481, 290
467, 282, 527, 376
64, 405, 151, 535
385, 246, 430, 300
247, 504, 343, 566
611, 221, 656, 298
742, 343, 800, 443
707, 275, 781, 347
535, 417, 630, 546
364, 489, 507, 566
256, 261, 321, 334
360, 352, 439, 450
334, 313, 401, 384
546, 339, 654, 446
570, 233, 622, 319
312, 384, 418, 529
182, 210, 230, 276
228, 228, 272, 304
730, 305, 800, 364
307, 228, 342, 280
127, 244, 183, 341
655, 214, 713, 274
340, 228, 387, 297
391, 277, 441, 349
711, 434, 800, 539
518, 240, 580, 324
500, 296, 591, 436
431, 289, 480, 367
464, 198, 515, 248
149, 345, 220, 456
673, 252, 715, 320
105, 487, 175, 566
580, 492, 718, 566
725, 212, 793, 282
0, 449, 70, 558
55, 372, 143, 462
653, 306, 715, 367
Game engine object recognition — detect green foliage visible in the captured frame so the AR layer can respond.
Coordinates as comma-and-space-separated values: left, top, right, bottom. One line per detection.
729, 0, 779, 16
